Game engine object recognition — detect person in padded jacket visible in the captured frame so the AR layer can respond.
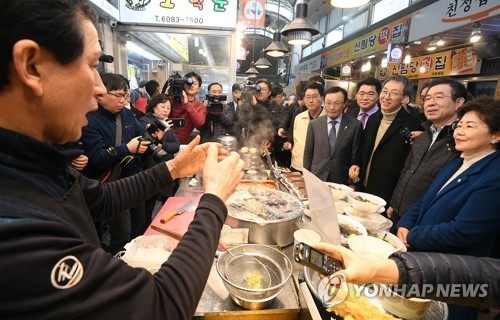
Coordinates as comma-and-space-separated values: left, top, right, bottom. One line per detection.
0, 1, 245, 319
314, 244, 499, 309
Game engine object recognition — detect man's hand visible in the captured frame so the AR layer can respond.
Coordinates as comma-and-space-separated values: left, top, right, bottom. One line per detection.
166, 136, 228, 179
71, 154, 88, 171
348, 165, 360, 180
203, 145, 245, 201
283, 142, 292, 150
386, 206, 394, 218
397, 227, 410, 248
278, 128, 287, 138
127, 137, 150, 154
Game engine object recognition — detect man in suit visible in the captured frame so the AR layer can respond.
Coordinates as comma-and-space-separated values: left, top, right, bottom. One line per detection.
346, 77, 381, 128
227, 82, 243, 113
349, 75, 422, 208
304, 87, 363, 185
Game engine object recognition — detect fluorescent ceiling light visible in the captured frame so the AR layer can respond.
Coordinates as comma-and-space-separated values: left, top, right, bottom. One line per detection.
126, 41, 161, 60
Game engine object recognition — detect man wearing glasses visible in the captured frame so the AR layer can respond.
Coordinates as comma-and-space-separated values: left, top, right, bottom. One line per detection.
349, 75, 421, 210
170, 71, 207, 144
387, 78, 468, 228
304, 87, 362, 185
346, 77, 381, 128
81, 73, 149, 254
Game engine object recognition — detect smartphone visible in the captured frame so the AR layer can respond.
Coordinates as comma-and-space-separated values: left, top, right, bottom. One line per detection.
294, 242, 343, 276
169, 118, 185, 128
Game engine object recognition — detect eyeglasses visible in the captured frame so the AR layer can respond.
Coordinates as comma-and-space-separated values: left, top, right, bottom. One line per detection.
107, 92, 130, 100
423, 94, 455, 103
452, 121, 486, 131
357, 92, 377, 98
326, 101, 345, 108
380, 90, 403, 99
305, 95, 321, 101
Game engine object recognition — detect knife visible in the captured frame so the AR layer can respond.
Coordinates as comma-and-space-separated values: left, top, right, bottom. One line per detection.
160, 200, 195, 224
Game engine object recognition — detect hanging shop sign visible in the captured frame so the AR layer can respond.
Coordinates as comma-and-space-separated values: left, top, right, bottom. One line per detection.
321, 15, 410, 68
119, 0, 238, 29
376, 46, 481, 80
387, 43, 404, 64
90, 0, 120, 19
340, 62, 352, 77
240, 0, 266, 28
409, 0, 500, 42
295, 56, 322, 74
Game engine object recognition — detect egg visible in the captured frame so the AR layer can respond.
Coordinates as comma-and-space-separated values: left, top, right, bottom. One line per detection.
249, 147, 257, 154
240, 147, 249, 153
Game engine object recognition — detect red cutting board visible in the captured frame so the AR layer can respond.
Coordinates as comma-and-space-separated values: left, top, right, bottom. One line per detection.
144, 197, 201, 238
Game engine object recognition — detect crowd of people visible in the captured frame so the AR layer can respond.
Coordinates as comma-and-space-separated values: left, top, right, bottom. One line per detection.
0, 1, 498, 319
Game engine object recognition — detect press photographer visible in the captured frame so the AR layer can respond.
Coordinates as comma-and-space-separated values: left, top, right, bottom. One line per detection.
199, 82, 234, 143
166, 71, 207, 143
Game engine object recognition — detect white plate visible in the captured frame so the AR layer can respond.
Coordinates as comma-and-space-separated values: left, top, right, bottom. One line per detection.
344, 206, 387, 231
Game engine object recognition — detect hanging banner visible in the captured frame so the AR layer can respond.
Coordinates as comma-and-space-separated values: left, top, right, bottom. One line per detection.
240, 0, 266, 28
377, 46, 481, 80
409, 1, 500, 42
387, 43, 404, 64
340, 62, 352, 77
119, 0, 238, 29
321, 15, 411, 68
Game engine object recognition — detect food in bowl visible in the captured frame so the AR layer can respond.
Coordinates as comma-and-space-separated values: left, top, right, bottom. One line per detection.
325, 182, 353, 200
376, 284, 431, 320
347, 191, 386, 213
344, 206, 388, 231
337, 214, 368, 245
348, 235, 397, 260
368, 230, 407, 252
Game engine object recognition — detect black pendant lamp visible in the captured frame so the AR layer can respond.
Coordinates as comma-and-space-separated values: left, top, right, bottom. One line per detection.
264, 0, 289, 57
281, 1, 319, 46
255, 49, 272, 68
244, 4, 260, 77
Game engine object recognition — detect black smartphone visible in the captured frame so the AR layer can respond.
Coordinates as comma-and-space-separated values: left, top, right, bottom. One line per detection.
169, 118, 185, 128
294, 242, 343, 276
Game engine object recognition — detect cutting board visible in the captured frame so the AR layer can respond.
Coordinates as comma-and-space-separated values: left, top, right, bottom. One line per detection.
144, 197, 201, 239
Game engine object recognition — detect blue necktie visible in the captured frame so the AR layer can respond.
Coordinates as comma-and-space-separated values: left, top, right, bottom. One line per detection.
329, 120, 337, 155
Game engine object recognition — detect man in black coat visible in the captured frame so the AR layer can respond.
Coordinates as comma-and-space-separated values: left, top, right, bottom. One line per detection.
345, 77, 381, 128
349, 75, 421, 209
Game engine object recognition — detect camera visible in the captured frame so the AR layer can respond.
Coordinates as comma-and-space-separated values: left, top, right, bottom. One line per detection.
141, 119, 169, 160
109, 19, 117, 28
206, 94, 227, 114
162, 72, 193, 101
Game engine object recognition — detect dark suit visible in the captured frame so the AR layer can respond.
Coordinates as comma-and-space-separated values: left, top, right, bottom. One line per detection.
356, 108, 421, 206
227, 101, 236, 113
345, 105, 360, 118
304, 115, 363, 184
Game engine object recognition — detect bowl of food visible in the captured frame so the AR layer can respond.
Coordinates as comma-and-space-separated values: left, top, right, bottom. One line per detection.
347, 191, 386, 214
368, 230, 407, 252
325, 182, 353, 200
334, 200, 349, 214
378, 218, 393, 232
337, 214, 367, 245
348, 235, 397, 260
344, 206, 388, 231
376, 284, 432, 320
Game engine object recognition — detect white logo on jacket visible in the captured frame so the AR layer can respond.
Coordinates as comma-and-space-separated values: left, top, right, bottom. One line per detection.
50, 255, 84, 289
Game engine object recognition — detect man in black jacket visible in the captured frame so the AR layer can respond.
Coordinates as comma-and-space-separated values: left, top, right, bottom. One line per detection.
387, 78, 467, 227
0, 1, 244, 319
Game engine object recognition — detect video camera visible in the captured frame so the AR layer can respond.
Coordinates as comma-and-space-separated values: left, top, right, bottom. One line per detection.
206, 94, 227, 114
161, 72, 193, 100
140, 119, 170, 160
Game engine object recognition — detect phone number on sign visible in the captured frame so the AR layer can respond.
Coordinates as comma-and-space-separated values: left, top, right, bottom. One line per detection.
155, 16, 204, 24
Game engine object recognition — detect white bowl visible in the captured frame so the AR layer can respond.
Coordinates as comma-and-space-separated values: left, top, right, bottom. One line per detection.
337, 214, 367, 245
348, 235, 397, 260
376, 284, 431, 320
344, 206, 388, 231
347, 191, 387, 213
378, 218, 393, 232
325, 182, 353, 200
334, 200, 350, 214
368, 230, 407, 252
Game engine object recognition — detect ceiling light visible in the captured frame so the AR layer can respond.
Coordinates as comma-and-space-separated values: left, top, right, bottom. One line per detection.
255, 50, 272, 68
470, 22, 482, 43
245, 64, 260, 77
281, 2, 319, 46
427, 36, 437, 51
367, 54, 376, 59
381, 58, 388, 68
126, 41, 161, 60
265, 31, 289, 57
436, 36, 445, 46
330, 0, 371, 8
404, 53, 411, 64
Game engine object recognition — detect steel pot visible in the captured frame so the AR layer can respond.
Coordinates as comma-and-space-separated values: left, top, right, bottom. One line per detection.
217, 135, 239, 152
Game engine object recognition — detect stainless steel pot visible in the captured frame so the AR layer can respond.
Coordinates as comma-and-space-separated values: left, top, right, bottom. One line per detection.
217, 135, 238, 152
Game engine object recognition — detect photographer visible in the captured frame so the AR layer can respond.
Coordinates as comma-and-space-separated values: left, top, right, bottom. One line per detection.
81, 73, 148, 254
200, 82, 234, 143
140, 94, 180, 226
167, 71, 207, 144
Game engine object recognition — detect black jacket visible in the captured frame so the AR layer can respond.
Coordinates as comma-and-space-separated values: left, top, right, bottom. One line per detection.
0, 127, 227, 319
390, 251, 499, 308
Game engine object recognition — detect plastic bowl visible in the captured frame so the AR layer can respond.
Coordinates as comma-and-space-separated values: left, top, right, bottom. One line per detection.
344, 206, 388, 231
337, 214, 367, 245
325, 182, 353, 200
368, 230, 407, 252
376, 284, 431, 320
347, 191, 387, 213
348, 235, 396, 260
